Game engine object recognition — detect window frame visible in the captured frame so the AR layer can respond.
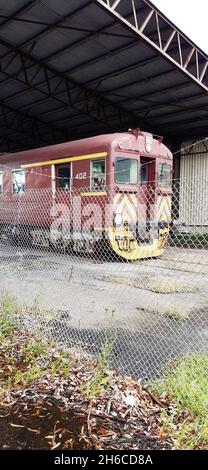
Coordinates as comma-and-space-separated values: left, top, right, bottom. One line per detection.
12, 169, 26, 194
140, 159, 148, 186
56, 164, 71, 191
0, 171, 3, 195
157, 163, 172, 188
91, 159, 106, 191
114, 156, 138, 185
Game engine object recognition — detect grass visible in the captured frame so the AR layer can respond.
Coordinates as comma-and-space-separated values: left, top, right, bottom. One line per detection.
0, 291, 17, 342
147, 280, 193, 294
136, 279, 194, 295
0, 258, 45, 272
150, 355, 208, 449
0, 337, 74, 391
0, 290, 54, 331
1, 291, 207, 449
156, 305, 189, 320
12, 365, 45, 387
23, 340, 46, 363
146, 262, 208, 275
0, 291, 73, 390
102, 275, 194, 295
0, 292, 116, 396
137, 305, 189, 321
84, 327, 116, 398
178, 234, 208, 244
31, 260, 44, 269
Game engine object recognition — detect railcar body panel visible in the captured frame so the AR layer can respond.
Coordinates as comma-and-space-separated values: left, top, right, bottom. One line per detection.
0, 130, 173, 260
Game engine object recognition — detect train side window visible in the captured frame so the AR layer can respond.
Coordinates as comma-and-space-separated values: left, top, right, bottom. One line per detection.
91, 160, 105, 191
57, 165, 70, 190
12, 170, 25, 194
0, 172, 2, 194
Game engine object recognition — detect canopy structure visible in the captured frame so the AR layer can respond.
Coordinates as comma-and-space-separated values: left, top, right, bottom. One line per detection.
0, 0, 207, 152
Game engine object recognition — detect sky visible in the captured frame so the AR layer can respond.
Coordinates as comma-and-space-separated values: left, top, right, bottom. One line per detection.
151, 0, 208, 54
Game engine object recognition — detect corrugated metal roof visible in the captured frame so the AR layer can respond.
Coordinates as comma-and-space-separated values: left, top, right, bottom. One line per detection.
0, 0, 207, 152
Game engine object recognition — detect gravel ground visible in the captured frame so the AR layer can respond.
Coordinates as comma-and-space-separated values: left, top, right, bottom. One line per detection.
0, 242, 208, 379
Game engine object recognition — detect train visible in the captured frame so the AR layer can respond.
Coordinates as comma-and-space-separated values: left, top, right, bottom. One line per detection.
0, 129, 173, 261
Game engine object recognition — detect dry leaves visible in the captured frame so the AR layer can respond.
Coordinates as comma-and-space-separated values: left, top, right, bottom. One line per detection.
0, 328, 171, 450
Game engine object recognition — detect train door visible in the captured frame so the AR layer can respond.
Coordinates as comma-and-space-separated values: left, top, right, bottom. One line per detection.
138, 157, 156, 241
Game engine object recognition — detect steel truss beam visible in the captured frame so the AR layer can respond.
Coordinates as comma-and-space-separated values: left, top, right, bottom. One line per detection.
0, 101, 70, 147
0, 134, 24, 152
0, 0, 40, 32
161, 114, 208, 132
181, 138, 208, 156
94, 0, 208, 92
0, 37, 137, 131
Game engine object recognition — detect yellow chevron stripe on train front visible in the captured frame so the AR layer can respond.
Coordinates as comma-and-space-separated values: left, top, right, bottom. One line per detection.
157, 196, 172, 222
114, 195, 137, 222
157, 196, 171, 222
113, 193, 137, 222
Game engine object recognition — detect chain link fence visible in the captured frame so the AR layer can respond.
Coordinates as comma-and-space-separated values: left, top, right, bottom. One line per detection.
0, 178, 208, 379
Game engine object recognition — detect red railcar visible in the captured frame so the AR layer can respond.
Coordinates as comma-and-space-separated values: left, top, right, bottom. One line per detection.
0, 130, 173, 260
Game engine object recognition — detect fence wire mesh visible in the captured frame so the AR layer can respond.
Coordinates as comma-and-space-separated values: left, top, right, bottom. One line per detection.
0, 178, 208, 380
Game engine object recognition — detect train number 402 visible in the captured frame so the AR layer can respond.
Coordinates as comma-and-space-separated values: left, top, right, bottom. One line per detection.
74, 172, 87, 179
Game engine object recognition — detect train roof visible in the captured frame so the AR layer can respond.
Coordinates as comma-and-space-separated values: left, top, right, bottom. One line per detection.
0, 1, 207, 153
0, 130, 172, 167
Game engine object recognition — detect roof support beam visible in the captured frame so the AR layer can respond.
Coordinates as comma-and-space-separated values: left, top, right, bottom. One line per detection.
14, 73, 206, 123
0, 1, 106, 91
160, 114, 208, 130
0, 48, 162, 110
0, 37, 138, 131
0, 5, 149, 92
130, 92, 208, 116
0, 0, 40, 32
93, 0, 208, 91
148, 105, 208, 122
0, 136, 23, 152
0, 101, 69, 148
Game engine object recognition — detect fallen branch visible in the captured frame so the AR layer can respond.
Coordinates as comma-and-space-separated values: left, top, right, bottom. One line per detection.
143, 388, 168, 408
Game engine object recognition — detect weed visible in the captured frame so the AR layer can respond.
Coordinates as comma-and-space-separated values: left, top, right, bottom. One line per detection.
50, 354, 72, 379
31, 260, 43, 269
14, 365, 44, 386
85, 329, 116, 398
23, 340, 47, 363
150, 354, 208, 449
137, 305, 189, 321
0, 316, 16, 339
1, 290, 18, 315
102, 275, 194, 295
30, 296, 54, 319
149, 280, 193, 294
0, 291, 17, 339
165, 306, 189, 320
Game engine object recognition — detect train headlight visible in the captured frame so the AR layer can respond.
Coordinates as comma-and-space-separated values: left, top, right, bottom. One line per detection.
114, 213, 123, 226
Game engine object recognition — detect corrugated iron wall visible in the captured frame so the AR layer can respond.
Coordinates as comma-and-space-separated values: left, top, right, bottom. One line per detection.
179, 140, 208, 230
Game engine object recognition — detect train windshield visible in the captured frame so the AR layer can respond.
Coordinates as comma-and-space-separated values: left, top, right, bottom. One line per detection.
157, 163, 171, 187
115, 157, 138, 184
